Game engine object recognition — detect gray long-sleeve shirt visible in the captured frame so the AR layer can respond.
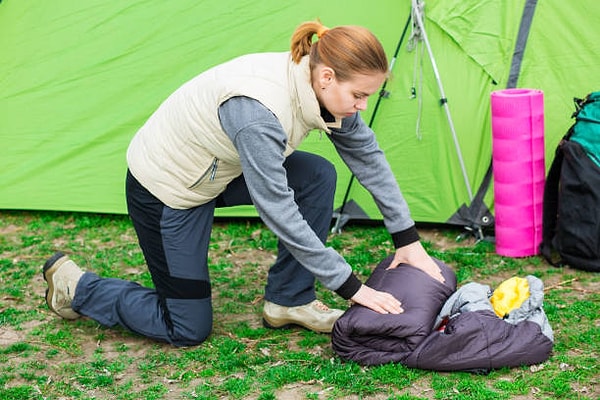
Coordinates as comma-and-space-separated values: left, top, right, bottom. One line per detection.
218, 96, 418, 299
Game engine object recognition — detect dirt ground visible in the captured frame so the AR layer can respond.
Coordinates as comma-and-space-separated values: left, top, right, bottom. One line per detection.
2, 226, 598, 399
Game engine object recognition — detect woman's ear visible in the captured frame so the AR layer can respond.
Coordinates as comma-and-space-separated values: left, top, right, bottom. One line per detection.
318, 66, 335, 89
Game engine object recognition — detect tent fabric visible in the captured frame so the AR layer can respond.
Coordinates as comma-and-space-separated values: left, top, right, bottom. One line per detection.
1, 0, 599, 224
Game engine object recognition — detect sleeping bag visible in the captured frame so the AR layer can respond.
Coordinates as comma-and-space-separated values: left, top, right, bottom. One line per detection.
331, 255, 554, 372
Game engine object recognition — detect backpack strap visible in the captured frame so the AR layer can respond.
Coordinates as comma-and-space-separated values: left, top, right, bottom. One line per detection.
571, 92, 598, 118
539, 128, 574, 266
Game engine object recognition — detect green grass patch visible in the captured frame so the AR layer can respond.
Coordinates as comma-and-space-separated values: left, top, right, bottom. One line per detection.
0, 210, 598, 399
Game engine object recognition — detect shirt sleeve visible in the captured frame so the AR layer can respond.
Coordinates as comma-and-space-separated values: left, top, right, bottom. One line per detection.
327, 113, 420, 248
218, 96, 362, 298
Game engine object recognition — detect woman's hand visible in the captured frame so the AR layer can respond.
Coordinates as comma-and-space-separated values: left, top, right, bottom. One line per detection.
387, 241, 445, 283
350, 284, 404, 314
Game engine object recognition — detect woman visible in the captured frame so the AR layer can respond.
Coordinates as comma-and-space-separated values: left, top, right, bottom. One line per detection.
43, 20, 444, 346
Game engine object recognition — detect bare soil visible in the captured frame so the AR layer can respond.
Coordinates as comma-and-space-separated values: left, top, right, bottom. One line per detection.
2, 226, 598, 399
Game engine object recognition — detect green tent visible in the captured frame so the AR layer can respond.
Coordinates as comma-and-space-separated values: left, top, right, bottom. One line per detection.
1, 0, 598, 230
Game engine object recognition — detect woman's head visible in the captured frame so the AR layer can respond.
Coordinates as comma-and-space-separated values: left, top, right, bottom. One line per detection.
290, 20, 388, 81
290, 20, 388, 119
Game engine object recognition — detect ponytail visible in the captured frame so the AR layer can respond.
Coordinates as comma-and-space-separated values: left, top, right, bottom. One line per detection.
290, 20, 327, 63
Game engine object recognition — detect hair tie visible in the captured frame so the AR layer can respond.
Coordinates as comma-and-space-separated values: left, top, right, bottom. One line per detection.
317, 27, 330, 39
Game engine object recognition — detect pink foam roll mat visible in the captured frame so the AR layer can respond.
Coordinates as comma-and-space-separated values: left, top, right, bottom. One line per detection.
494, 226, 542, 256
494, 181, 545, 208
492, 137, 545, 162
493, 159, 546, 185
491, 89, 545, 257
494, 204, 538, 228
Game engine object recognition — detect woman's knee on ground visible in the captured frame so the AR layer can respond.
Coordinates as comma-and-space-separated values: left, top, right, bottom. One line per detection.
165, 298, 213, 347
169, 324, 212, 347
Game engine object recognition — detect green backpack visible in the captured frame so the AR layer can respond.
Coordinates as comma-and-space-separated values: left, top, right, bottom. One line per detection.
570, 92, 600, 167
540, 92, 600, 272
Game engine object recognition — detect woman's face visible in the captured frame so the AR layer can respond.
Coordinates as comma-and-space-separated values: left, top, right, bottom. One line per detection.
313, 65, 386, 119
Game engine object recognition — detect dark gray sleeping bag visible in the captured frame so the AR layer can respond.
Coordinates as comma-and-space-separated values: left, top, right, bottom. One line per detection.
331, 255, 457, 366
332, 255, 554, 372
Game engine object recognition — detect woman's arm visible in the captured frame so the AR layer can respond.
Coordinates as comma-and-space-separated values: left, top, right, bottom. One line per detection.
329, 113, 444, 283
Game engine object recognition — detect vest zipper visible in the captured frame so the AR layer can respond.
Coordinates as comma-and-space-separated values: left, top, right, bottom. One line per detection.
189, 158, 219, 189
209, 158, 219, 181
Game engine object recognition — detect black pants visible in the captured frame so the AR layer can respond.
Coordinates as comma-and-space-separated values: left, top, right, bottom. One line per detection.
72, 151, 337, 346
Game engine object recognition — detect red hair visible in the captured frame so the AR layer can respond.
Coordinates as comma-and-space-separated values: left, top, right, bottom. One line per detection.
290, 20, 388, 81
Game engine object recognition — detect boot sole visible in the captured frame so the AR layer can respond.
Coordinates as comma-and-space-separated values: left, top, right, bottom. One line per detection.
262, 317, 296, 331
42, 252, 79, 320
262, 316, 332, 333
43, 251, 66, 278
43, 252, 66, 310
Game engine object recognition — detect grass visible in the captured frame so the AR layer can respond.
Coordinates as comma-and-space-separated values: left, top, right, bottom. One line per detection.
0, 210, 598, 399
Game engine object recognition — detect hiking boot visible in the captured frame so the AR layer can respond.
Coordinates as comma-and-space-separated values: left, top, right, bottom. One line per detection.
43, 252, 84, 320
262, 299, 344, 333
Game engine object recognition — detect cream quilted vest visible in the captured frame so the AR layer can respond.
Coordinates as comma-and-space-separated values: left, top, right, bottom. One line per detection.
127, 52, 338, 208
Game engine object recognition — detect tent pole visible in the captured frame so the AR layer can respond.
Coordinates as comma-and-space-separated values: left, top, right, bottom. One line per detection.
411, 0, 474, 201
449, 0, 540, 242
332, 11, 413, 234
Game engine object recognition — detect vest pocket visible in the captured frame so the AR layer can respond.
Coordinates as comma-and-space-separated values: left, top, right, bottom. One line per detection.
188, 158, 219, 189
